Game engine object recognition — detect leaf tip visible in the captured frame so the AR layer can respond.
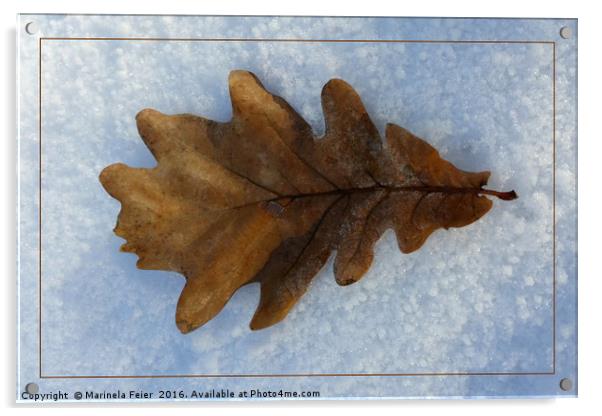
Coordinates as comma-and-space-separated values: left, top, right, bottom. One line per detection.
98, 163, 122, 186
228, 69, 263, 90
249, 302, 289, 331
336, 278, 357, 286
98, 163, 131, 201
176, 319, 195, 334
248, 316, 270, 331
135, 108, 161, 124
321, 77, 350, 94
248, 321, 262, 331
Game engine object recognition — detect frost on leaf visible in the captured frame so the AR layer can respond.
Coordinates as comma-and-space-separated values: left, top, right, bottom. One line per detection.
99, 70, 517, 333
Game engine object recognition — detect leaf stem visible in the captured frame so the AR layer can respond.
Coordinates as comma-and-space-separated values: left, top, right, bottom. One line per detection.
477, 188, 518, 200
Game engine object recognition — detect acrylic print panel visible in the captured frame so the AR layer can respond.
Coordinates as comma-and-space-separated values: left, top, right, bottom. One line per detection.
17, 15, 577, 401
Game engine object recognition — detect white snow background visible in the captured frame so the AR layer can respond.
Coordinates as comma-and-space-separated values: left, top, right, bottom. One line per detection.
17, 15, 577, 399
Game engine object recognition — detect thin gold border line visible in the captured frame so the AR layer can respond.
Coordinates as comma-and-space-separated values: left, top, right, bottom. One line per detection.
38, 36, 43, 380
41, 37, 555, 44
552, 41, 557, 374
37, 37, 557, 380
41, 371, 555, 380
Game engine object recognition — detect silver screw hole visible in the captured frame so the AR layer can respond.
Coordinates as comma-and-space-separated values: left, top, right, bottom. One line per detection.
25, 22, 38, 35
559, 378, 573, 391
25, 383, 39, 394
560, 26, 571, 39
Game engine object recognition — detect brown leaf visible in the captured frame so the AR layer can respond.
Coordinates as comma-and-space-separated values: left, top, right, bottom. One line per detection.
99, 70, 517, 333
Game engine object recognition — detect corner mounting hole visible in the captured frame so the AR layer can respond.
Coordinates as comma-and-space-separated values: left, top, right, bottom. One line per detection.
25, 21, 38, 35
25, 383, 39, 394
559, 378, 573, 391
560, 26, 571, 39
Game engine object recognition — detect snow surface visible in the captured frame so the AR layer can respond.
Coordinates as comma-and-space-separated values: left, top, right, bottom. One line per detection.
17, 15, 577, 400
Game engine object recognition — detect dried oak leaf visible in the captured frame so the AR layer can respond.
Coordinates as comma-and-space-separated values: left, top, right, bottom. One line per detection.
99, 70, 517, 333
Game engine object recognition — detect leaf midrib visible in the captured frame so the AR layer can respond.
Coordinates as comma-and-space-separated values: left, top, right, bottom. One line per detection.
267, 184, 516, 204
231, 184, 516, 211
